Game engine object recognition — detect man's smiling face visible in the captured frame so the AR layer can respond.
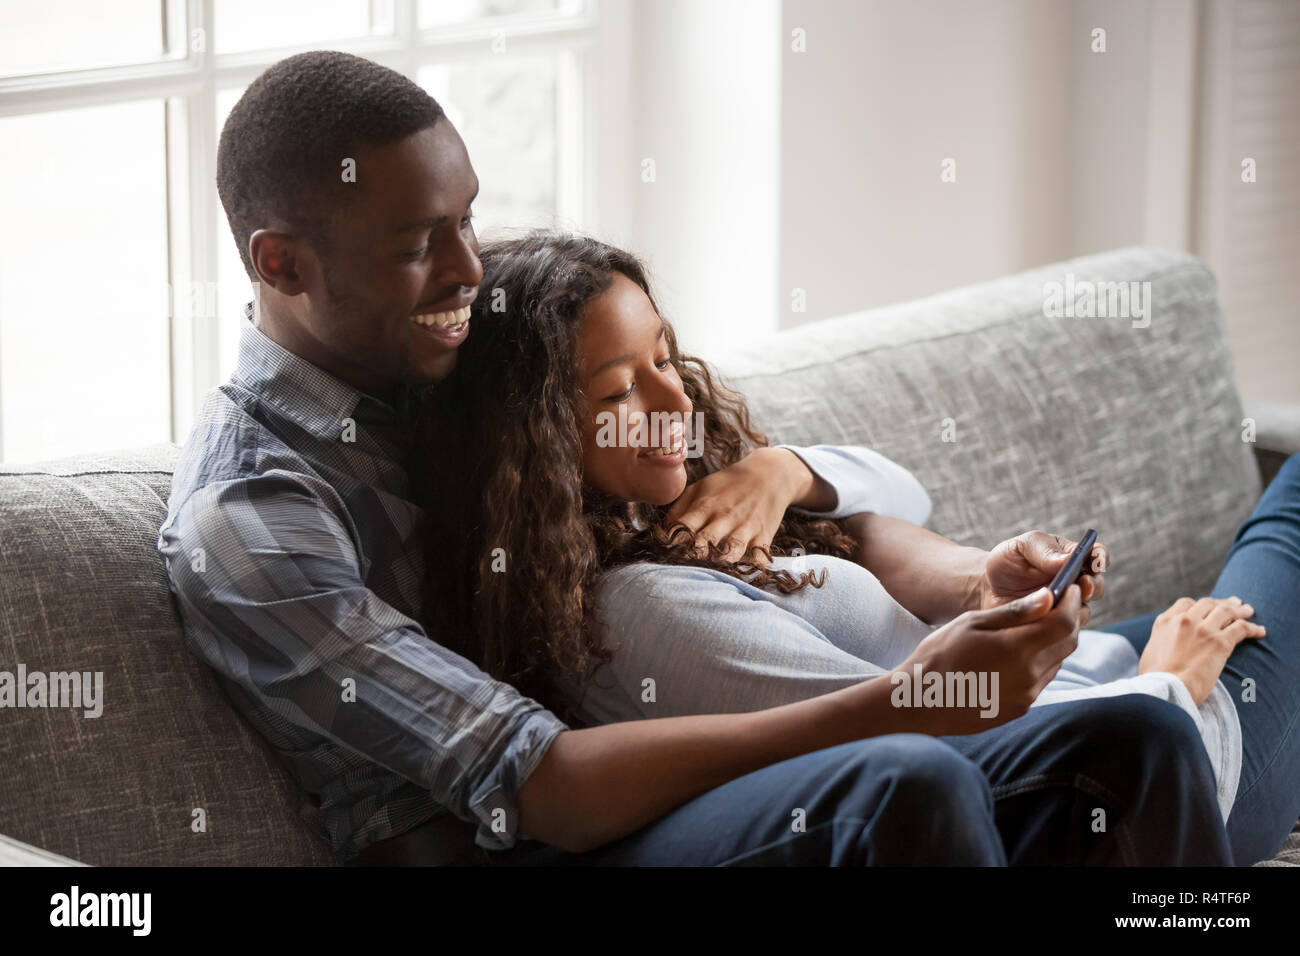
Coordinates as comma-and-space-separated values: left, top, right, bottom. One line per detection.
253, 118, 482, 397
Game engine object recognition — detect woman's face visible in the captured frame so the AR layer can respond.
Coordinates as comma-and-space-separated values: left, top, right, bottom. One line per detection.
578, 273, 693, 505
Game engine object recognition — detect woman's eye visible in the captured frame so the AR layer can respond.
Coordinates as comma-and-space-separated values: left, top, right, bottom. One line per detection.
605, 384, 634, 402
655, 358, 672, 370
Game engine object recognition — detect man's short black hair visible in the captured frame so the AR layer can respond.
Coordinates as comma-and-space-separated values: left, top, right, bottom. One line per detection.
216, 50, 445, 281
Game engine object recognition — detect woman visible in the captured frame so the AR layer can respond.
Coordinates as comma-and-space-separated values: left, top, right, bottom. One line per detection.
412, 230, 1296, 862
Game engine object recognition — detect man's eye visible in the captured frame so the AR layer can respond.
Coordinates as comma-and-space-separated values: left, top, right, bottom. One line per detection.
402, 245, 429, 260
461, 209, 475, 228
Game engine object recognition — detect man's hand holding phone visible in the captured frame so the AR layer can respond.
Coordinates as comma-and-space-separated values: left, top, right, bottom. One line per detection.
977, 529, 1109, 625
894, 583, 1087, 734
891, 529, 1108, 735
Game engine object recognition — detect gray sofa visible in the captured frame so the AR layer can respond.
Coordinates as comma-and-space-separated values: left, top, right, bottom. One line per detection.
1, 245, 1296, 866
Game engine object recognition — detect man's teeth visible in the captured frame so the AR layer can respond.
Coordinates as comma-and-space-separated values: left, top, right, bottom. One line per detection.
411, 305, 471, 328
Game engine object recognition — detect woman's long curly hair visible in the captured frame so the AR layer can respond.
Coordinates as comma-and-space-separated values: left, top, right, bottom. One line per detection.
410, 231, 856, 721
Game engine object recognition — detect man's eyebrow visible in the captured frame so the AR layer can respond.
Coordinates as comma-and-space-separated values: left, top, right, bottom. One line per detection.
393, 184, 480, 234
589, 322, 666, 378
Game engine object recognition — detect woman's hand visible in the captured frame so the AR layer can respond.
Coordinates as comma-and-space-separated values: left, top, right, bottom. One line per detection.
1139, 596, 1265, 706
666, 447, 830, 564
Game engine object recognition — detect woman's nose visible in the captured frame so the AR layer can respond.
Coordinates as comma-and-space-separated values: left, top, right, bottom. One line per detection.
649, 375, 692, 417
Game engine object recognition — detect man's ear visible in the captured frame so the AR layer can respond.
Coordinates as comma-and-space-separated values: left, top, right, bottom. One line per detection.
249, 230, 314, 295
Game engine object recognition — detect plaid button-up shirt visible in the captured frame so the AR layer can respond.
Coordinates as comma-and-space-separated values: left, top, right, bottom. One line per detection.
158, 315, 567, 863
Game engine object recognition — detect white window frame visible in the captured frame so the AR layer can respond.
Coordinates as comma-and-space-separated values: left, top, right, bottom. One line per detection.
0, 0, 599, 450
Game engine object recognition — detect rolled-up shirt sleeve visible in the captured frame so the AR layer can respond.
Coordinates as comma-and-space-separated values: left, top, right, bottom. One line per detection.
158, 469, 568, 851
776, 444, 933, 525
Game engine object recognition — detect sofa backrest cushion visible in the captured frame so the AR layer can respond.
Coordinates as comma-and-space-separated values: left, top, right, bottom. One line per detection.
720, 246, 1261, 626
0, 445, 335, 865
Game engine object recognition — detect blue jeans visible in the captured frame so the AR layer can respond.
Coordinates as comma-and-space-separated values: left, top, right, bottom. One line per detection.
480, 693, 1229, 866
1104, 451, 1300, 865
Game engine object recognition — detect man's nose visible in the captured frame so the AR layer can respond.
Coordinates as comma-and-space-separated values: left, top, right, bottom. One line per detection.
440, 233, 483, 291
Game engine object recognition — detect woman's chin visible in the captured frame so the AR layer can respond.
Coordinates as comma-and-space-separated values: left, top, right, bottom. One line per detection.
640, 472, 688, 507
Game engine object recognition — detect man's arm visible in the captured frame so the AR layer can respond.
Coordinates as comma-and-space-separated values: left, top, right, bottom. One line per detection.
517, 678, 907, 854
160, 472, 571, 854
843, 512, 987, 625
844, 514, 1110, 628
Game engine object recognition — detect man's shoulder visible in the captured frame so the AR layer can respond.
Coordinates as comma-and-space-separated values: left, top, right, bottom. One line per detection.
164, 383, 324, 523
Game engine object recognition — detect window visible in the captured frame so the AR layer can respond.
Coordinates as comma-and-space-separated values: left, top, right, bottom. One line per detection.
0, 0, 595, 464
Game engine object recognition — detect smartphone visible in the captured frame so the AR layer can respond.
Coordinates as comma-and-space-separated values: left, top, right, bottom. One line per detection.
1048, 529, 1098, 608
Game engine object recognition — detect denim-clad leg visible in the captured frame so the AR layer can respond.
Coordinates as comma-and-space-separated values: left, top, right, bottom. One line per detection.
941, 694, 1231, 865
481, 734, 1007, 866
1104, 452, 1300, 864
481, 694, 1231, 866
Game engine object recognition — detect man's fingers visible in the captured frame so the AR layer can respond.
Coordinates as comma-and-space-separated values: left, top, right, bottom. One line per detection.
1019, 531, 1073, 572
974, 586, 1054, 629
1078, 571, 1104, 604
1089, 543, 1110, 573
1190, 596, 1219, 620
993, 585, 1084, 650
1028, 629, 1080, 697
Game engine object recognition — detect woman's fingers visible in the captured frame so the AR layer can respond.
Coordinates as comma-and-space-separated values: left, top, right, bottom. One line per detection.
690, 520, 746, 562
1222, 618, 1267, 645
1160, 596, 1197, 618
1189, 596, 1220, 620
1205, 598, 1254, 631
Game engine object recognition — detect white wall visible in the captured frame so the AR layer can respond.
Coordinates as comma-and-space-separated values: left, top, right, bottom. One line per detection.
597, 0, 1298, 400
593, 0, 781, 357
779, 0, 1134, 327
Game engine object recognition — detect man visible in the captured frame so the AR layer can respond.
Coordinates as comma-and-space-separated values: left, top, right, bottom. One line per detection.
158, 50, 1230, 866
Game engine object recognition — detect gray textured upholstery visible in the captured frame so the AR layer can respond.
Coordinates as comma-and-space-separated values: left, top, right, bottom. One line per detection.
723, 246, 1261, 628
1, 245, 1294, 866
0, 445, 335, 866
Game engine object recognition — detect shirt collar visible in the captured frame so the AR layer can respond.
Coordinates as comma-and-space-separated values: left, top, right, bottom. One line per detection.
232, 304, 403, 439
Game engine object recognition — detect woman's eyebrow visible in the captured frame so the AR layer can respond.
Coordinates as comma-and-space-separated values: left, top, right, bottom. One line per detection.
590, 322, 666, 377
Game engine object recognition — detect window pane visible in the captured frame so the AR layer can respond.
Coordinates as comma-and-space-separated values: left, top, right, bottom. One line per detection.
0, 101, 170, 464
418, 0, 565, 28
215, 86, 251, 381
418, 57, 557, 235
0, 0, 167, 78
214, 0, 389, 54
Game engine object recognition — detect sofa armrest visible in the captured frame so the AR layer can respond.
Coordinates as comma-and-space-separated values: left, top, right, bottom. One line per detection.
0, 832, 88, 867
1244, 400, 1300, 488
